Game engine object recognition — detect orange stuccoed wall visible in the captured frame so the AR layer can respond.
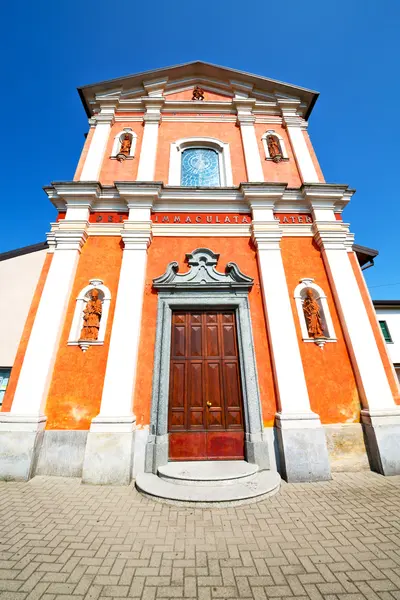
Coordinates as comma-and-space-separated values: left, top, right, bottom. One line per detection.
154, 122, 247, 185
133, 237, 278, 429
281, 237, 361, 423
45, 237, 123, 430
254, 124, 302, 187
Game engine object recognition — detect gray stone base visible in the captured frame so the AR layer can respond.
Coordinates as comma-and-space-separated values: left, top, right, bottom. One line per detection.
361, 409, 400, 476
82, 431, 134, 485
35, 431, 88, 477
0, 431, 44, 481
145, 434, 168, 474
324, 423, 369, 472
276, 413, 331, 482
244, 435, 270, 471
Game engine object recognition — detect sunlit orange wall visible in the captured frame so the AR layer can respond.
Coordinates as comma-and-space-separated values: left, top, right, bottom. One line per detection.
45, 237, 123, 430
349, 252, 400, 404
254, 124, 302, 187
98, 118, 144, 185
165, 90, 231, 101
154, 122, 247, 185
74, 127, 95, 181
281, 237, 360, 423
133, 237, 277, 428
2, 254, 53, 412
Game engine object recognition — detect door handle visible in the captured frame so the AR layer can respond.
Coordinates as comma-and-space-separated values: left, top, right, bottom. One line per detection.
206, 401, 212, 407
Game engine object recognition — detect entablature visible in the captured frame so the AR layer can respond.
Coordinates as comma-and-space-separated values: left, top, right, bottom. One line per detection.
44, 181, 354, 216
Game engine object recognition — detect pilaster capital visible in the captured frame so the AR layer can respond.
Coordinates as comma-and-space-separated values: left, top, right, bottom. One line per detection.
233, 98, 257, 126
115, 182, 162, 210
54, 228, 88, 252
143, 77, 168, 97
94, 112, 115, 126
312, 221, 348, 251
141, 96, 165, 123
251, 220, 283, 251
241, 183, 287, 208
277, 99, 305, 128
121, 221, 152, 251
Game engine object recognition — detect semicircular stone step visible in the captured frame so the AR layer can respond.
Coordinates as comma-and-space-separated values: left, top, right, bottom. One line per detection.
158, 460, 259, 486
136, 469, 281, 504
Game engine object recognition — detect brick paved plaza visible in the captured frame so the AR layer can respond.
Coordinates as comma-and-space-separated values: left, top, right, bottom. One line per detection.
1, 472, 400, 600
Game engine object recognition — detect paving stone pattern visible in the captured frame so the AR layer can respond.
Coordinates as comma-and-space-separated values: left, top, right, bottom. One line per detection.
1, 472, 400, 600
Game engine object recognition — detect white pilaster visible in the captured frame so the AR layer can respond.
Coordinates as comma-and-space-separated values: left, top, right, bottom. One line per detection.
309, 188, 400, 475
0, 223, 88, 429
136, 97, 165, 181
278, 99, 319, 183
82, 187, 159, 485
233, 99, 264, 183
80, 103, 116, 181
243, 184, 330, 482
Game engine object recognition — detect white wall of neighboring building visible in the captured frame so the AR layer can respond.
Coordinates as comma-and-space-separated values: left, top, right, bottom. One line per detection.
374, 304, 400, 385
0, 247, 47, 366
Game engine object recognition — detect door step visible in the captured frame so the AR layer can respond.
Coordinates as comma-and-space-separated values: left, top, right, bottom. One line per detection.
135, 461, 280, 505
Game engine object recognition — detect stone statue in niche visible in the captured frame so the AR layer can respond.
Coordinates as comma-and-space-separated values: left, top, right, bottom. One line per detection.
303, 289, 325, 338
267, 135, 283, 162
116, 134, 132, 161
192, 86, 205, 101
80, 289, 102, 340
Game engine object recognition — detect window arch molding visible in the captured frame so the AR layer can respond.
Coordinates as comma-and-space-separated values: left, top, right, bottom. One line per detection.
261, 130, 288, 160
68, 278, 112, 349
111, 128, 137, 159
294, 278, 337, 348
168, 137, 233, 186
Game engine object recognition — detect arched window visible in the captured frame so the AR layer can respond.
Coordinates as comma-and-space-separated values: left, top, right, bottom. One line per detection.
181, 148, 220, 186
68, 279, 111, 351
261, 130, 288, 162
294, 278, 336, 348
168, 137, 233, 186
111, 128, 137, 160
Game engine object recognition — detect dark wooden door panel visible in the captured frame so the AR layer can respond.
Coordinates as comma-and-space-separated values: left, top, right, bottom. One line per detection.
168, 310, 245, 460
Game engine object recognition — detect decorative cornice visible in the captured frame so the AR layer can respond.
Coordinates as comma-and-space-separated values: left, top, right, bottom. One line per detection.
153, 247, 254, 291
43, 181, 355, 217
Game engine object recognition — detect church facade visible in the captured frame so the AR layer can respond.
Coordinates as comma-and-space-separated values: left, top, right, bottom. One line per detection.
1, 62, 399, 490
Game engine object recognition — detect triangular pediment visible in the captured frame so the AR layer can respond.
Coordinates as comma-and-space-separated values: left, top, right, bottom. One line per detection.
78, 61, 318, 119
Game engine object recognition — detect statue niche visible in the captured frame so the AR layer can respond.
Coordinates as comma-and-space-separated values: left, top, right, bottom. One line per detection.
267, 135, 283, 162
192, 86, 205, 101
116, 133, 132, 162
302, 289, 325, 338
80, 289, 102, 341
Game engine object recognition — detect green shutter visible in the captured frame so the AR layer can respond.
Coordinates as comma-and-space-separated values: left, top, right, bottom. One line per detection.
379, 321, 393, 343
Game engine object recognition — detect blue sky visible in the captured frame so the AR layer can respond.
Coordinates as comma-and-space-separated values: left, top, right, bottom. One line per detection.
1, 0, 399, 298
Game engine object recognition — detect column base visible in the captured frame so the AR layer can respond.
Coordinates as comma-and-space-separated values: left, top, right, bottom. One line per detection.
245, 432, 270, 471
361, 408, 400, 476
82, 415, 135, 485
275, 412, 331, 482
144, 434, 168, 474
0, 414, 47, 481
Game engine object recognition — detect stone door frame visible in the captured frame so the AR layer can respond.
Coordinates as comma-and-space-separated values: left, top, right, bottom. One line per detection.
144, 248, 270, 474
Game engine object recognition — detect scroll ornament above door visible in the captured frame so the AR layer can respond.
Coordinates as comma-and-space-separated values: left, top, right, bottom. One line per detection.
152, 248, 254, 291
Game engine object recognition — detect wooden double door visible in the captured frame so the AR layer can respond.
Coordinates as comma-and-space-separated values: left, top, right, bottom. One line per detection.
168, 310, 245, 460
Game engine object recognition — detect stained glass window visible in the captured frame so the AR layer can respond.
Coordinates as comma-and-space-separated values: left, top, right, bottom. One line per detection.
181, 148, 220, 187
